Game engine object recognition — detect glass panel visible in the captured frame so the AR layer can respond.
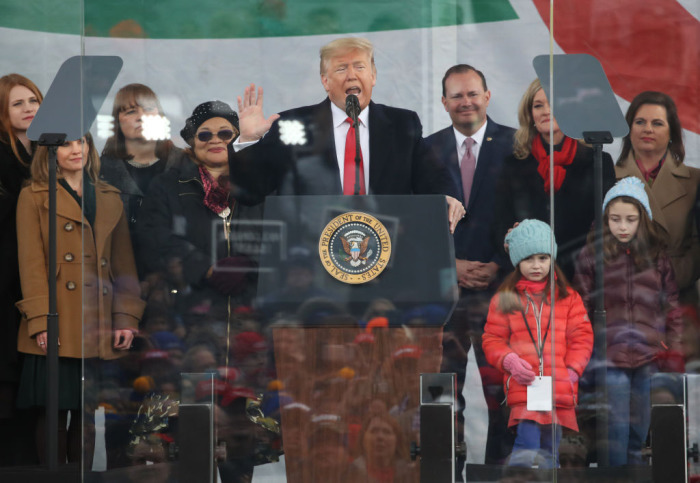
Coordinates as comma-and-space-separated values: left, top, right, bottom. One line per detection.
2, 1, 698, 482
0, 0, 85, 477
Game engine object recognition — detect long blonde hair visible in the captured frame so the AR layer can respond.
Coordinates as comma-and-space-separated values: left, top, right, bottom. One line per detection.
30, 132, 101, 185
512, 79, 543, 160
0, 74, 43, 164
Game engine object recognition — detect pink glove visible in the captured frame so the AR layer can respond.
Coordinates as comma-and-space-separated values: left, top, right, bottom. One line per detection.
567, 368, 579, 384
503, 353, 536, 386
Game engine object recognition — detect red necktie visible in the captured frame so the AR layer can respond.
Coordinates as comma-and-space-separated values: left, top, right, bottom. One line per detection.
343, 117, 366, 195
460, 137, 476, 205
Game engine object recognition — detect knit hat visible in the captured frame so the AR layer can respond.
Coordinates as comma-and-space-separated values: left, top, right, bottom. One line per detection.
602, 176, 652, 219
505, 219, 557, 267
180, 100, 239, 144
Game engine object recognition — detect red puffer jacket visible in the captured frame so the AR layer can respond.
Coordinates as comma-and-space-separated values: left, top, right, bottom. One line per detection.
574, 244, 683, 368
483, 289, 593, 409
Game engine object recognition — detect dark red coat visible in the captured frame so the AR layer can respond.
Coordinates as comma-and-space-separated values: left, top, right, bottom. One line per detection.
574, 244, 683, 368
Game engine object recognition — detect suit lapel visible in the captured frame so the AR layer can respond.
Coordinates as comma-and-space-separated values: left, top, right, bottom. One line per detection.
468, 120, 499, 209
652, 160, 689, 209
93, 184, 123, 257
316, 98, 343, 194
368, 101, 393, 195
616, 155, 672, 234
41, 183, 83, 223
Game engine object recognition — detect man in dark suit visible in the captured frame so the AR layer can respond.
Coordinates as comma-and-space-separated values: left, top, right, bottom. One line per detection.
424, 64, 515, 467
228, 37, 464, 231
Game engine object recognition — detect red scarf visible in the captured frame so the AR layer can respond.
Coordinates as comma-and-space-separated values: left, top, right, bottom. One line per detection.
515, 278, 547, 295
199, 165, 231, 215
532, 135, 578, 193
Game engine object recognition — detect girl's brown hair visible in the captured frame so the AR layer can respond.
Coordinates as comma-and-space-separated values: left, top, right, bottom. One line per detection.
587, 195, 665, 271
0, 73, 43, 163
496, 261, 570, 313
30, 132, 102, 185
101, 83, 174, 161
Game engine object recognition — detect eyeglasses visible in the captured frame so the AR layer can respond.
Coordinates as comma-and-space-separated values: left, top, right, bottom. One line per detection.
196, 129, 235, 142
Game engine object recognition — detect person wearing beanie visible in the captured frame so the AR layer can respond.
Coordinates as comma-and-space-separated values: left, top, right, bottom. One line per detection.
483, 219, 593, 468
574, 176, 684, 466
136, 100, 263, 326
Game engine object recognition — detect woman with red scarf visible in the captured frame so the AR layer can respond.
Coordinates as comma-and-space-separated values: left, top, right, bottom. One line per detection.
136, 101, 262, 325
493, 79, 616, 280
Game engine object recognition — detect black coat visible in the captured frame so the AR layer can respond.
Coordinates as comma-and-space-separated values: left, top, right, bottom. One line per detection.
135, 161, 264, 313
425, 118, 515, 264
0, 140, 31, 381
493, 139, 616, 280
99, 146, 192, 275
228, 98, 456, 202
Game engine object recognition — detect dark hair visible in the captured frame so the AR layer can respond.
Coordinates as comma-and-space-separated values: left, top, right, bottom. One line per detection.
587, 195, 665, 271
617, 91, 684, 165
441, 64, 488, 97
101, 83, 174, 161
496, 262, 570, 313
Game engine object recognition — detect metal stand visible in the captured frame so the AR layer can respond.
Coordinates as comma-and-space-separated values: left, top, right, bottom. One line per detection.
583, 130, 613, 467
37, 133, 67, 469
411, 373, 464, 483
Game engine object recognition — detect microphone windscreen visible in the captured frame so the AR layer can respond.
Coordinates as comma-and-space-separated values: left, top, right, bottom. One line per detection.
345, 94, 360, 118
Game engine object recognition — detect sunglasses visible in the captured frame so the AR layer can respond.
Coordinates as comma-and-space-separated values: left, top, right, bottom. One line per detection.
196, 129, 235, 142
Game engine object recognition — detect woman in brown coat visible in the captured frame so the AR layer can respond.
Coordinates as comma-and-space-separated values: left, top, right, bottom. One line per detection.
15, 133, 145, 464
615, 91, 700, 301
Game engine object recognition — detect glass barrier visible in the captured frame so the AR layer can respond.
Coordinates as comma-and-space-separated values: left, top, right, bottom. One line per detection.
0, 1, 698, 482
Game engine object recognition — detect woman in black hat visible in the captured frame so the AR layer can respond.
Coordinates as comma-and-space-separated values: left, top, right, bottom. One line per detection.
136, 101, 264, 327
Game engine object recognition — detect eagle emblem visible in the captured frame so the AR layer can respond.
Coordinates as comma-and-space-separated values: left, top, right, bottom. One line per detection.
319, 212, 391, 284
340, 231, 372, 267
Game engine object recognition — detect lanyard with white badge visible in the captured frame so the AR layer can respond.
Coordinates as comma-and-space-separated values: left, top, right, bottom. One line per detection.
520, 291, 553, 411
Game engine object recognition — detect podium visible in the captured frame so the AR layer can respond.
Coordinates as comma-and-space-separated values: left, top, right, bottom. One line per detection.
256, 194, 458, 482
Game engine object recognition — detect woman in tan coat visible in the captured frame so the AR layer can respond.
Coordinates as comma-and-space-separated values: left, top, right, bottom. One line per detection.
15, 133, 145, 464
615, 91, 700, 302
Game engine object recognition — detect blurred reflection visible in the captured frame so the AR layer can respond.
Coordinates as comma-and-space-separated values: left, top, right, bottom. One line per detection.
345, 410, 417, 483
99, 83, 190, 277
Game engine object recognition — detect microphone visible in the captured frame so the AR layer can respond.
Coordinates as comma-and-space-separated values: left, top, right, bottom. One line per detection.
345, 94, 360, 123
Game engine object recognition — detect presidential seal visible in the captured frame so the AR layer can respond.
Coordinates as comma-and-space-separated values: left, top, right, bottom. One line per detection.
319, 212, 392, 284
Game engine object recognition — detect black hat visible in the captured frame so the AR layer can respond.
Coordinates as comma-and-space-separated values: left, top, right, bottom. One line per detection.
180, 100, 239, 144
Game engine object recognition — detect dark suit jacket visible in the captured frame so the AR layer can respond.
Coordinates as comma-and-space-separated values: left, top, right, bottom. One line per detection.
228, 98, 455, 202
425, 118, 515, 263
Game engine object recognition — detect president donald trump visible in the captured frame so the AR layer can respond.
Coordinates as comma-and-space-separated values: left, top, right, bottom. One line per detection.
229, 37, 465, 231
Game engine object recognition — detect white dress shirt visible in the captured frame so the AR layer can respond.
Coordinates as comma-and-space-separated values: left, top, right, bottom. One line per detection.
452, 120, 488, 169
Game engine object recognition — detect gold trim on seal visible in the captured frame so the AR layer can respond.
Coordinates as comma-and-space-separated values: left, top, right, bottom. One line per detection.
318, 211, 392, 284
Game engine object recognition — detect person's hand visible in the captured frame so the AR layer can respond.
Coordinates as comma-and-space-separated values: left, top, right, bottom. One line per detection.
236, 84, 280, 142
35, 330, 59, 354
503, 221, 520, 254
445, 196, 466, 234
114, 329, 134, 350
503, 352, 536, 386
456, 260, 498, 290
567, 368, 579, 384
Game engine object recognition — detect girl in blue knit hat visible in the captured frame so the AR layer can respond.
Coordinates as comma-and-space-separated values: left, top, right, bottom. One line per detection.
483, 219, 593, 468
574, 176, 684, 466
